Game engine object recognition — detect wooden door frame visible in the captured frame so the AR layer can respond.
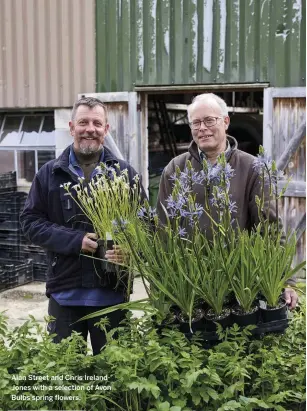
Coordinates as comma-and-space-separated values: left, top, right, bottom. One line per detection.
78, 92, 148, 194
263, 87, 306, 159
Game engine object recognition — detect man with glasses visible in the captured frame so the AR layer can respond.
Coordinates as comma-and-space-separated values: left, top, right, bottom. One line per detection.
156, 92, 298, 309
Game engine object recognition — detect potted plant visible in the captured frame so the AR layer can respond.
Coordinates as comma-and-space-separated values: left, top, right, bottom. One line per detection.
117, 212, 204, 333
256, 224, 304, 322
62, 163, 142, 297
188, 240, 233, 330
226, 229, 262, 326
252, 147, 305, 322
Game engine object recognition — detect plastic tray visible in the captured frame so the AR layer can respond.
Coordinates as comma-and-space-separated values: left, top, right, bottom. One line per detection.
0, 259, 33, 291
0, 192, 28, 213
33, 262, 48, 282
0, 171, 17, 192
0, 212, 21, 230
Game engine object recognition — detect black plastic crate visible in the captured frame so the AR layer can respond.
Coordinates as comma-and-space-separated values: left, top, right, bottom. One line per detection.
33, 262, 48, 281
0, 171, 17, 192
0, 259, 33, 290
0, 243, 21, 260
0, 192, 28, 213
0, 212, 21, 230
21, 245, 47, 264
0, 270, 10, 291
0, 229, 25, 245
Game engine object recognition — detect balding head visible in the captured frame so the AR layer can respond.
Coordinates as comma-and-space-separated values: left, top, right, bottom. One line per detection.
187, 93, 230, 162
187, 93, 228, 121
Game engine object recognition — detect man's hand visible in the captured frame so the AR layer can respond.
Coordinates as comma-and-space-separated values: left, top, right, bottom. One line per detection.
105, 245, 127, 264
284, 287, 299, 310
81, 233, 98, 253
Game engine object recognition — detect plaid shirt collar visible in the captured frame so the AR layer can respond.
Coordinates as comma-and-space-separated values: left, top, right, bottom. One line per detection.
198, 139, 231, 163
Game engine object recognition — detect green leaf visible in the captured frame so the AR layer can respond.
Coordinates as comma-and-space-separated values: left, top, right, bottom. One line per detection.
207, 387, 219, 400
200, 391, 209, 403
217, 400, 242, 411
239, 396, 270, 409
45, 361, 56, 368
157, 402, 171, 411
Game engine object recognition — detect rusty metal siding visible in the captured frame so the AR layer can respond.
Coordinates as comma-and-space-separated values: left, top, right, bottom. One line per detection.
0, 0, 96, 108
96, 0, 306, 92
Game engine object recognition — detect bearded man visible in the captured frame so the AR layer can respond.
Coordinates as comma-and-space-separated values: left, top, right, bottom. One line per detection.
20, 97, 145, 354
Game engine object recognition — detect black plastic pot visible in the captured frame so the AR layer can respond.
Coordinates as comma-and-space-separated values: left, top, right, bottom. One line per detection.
177, 308, 206, 333
204, 308, 233, 330
232, 305, 260, 327
96, 239, 116, 272
260, 298, 288, 323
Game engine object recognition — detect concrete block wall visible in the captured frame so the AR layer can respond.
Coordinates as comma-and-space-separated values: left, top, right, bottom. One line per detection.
54, 109, 72, 157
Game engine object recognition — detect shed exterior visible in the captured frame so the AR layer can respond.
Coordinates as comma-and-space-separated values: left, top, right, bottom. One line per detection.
0, 0, 96, 108
264, 87, 306, 270
96, 0, 306, 92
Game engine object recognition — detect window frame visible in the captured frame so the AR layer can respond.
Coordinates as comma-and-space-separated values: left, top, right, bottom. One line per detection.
0, 111, 56, 183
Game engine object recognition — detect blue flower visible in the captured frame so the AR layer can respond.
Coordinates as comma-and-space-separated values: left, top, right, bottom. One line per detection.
209, 163, 234, 186
252, 153, 273, 174
228, 200, 238, 214
112, 218, 128, 233
178, 227, 187, 238
137, 206, 157, 219
166, 193, 188, 218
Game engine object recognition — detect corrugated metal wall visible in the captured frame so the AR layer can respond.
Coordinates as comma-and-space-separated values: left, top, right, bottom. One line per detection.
0, 0, 96, 108
96, 0, 306, 92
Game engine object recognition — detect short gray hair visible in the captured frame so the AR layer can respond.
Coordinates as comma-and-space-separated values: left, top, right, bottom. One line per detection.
71, 97, 108, 122
187, 93, 228, 121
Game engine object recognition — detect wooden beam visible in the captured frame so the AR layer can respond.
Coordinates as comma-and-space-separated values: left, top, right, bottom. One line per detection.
271, 87, 306, 98
277, 121, 306, 171
78, 92, 130, 102
279, 181, 306, 197
263, 88, 273, 158
134, 83, 270, 92
294, 213, 306, 242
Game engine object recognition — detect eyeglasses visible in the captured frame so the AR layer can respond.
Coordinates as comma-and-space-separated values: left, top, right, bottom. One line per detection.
189, 117, 222, 130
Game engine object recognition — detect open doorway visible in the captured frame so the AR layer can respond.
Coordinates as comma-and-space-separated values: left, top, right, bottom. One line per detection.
146, 89, 264, 205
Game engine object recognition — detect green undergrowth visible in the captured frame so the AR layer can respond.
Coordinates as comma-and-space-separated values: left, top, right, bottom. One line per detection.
0, 300, 305, 411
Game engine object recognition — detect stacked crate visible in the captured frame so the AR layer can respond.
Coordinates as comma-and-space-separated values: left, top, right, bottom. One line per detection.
0, 171, 49, 288
0, 259, 33, 291
0, 172, 35, 288
21, 244, 48, 282
0, 172, 49, 285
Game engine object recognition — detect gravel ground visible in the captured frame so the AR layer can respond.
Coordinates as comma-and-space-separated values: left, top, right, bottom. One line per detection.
0, 277, 148, 329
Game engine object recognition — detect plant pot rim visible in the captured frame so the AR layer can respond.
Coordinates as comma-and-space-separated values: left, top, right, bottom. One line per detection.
232, 304, 259, 316
177, 307, 205, 324
204, 307, 231, 321
261, 297, 287, 311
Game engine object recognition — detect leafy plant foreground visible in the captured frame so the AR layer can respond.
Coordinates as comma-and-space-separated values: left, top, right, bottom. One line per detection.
0, 301, 305, 411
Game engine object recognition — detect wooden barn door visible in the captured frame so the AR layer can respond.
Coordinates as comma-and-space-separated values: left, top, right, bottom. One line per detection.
263, 87, 306, 275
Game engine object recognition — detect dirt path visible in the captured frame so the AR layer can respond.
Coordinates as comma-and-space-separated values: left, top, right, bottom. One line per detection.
0, 278, 148, 329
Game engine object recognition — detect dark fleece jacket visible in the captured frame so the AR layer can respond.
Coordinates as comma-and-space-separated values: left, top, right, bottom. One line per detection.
157, 136, 268, 234
20, 145, 146, 296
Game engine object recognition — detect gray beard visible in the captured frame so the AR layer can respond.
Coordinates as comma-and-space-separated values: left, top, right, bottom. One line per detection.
77, 143, 103, 156
78, 146, 98, 155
